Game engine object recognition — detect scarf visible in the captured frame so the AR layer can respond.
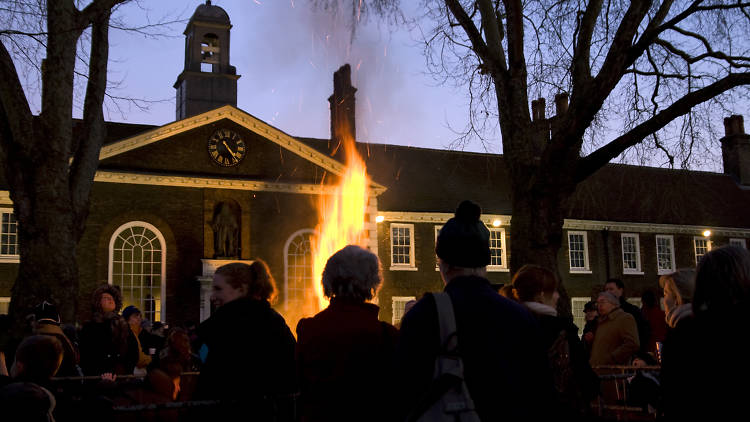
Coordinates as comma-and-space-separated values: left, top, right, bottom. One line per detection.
665, 303, 693, 328
522, 301, 558, 316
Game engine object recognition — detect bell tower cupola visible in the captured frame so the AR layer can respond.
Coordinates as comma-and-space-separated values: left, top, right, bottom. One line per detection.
174, 1, 240, 120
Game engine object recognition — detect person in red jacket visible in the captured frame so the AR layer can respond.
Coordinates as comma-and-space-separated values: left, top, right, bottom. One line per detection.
296, 245, 397, 422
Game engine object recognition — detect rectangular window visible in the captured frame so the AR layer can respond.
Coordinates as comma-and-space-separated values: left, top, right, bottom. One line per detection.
571, 297, 589, 337
694, 237, 711, 265
0, 297, 9, 315
621, 233, 642, 274
392, 296, 416, 326
390, 223, 417, 270
0, 209, 19, 262
656, 235, 676, 275
730, 238, 747, 249
488, 228, 508, 271
568, 231, 590, 272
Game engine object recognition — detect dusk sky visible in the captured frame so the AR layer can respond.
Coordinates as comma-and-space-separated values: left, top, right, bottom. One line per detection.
99, 0, 484, 152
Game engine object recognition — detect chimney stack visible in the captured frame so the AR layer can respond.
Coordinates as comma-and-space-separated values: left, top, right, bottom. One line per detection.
531, 97, 546, 121
721, 115, 750, 185
329, 64, 357, 147
555, 92, 569, 116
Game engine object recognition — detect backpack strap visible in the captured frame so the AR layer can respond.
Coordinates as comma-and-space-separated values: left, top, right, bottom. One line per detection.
432, 292, 458, 354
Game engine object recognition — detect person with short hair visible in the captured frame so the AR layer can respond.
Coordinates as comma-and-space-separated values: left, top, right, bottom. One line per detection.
396, 200, 552, 421
196, 259, 296, 416
32, 301, 80, 377
604, 278, 651, 352
122, 305, 152, 375
589, 292, 639, 366
296, 245, 398, 422
512, 265, 598, 416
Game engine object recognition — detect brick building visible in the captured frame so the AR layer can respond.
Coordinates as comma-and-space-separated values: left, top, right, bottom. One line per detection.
2, 2, 749, 332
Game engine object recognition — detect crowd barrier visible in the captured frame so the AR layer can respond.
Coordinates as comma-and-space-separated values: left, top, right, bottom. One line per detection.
592, 365, 660, 421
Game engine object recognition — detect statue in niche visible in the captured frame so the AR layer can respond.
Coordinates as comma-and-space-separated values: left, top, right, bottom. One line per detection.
212, 202, 239, 258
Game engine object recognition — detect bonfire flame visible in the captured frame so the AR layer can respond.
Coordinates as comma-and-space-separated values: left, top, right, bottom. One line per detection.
311, 132, 371, 311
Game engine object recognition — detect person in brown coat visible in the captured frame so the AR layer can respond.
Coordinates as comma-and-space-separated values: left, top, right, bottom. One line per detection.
296, 245, 398, 422
589, 292, 640, 366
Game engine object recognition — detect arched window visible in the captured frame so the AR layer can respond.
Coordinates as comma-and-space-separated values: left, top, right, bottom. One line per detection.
109, 222, 166, 322
200, 33, 220, 69
284, 229, 316, 312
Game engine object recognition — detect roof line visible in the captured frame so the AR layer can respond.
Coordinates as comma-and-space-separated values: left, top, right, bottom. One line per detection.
98, 105, 387, 191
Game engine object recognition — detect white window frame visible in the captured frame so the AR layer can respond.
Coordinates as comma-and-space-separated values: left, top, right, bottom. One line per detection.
626, 297, 642, 308
0, 208, 19, 263
0, 297, 9, 315
390, 223, 417, 271
487, 227, 509, 272
108, 221, 167, 322
693, 236, 712, 265
729, 238, 747, 249
392, 296, 416, 325
567, 231, 591, 273
656, 235, 676, 275
434, 225, 442, 271
621, 233, 643, 275
283, 229, 316, 313
571, 297, 590, 337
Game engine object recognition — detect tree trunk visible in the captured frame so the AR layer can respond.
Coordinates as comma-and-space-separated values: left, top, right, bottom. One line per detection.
509, 179, 575, 318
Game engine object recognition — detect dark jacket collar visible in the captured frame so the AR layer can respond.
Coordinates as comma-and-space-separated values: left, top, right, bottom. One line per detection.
327, 297, 380, 317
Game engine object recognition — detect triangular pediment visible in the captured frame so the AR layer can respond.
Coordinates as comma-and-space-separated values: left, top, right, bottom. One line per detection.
98, 105, 386, 192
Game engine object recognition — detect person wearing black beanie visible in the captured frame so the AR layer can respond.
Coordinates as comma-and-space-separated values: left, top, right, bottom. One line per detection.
395, 200, 554, 421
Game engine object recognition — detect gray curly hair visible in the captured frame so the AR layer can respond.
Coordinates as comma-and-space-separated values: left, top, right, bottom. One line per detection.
322, 245, 382, 301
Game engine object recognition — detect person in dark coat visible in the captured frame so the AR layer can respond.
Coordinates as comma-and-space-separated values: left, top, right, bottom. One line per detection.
640, 289, 667, 355
31, 301, 80, 377
605, 278, 651, 353
512, 265, 599, 417
396, 200, 553, 421
664, 246, 750, 420
79, 284, 139, 376
196, 260, 296, 419
582, 300, 598, 358
296, 245, 398, 422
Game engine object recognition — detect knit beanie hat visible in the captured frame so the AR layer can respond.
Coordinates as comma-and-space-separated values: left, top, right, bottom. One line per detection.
436, 200, 490, 268
33, 301, 61, 325
122, 305, 141, 321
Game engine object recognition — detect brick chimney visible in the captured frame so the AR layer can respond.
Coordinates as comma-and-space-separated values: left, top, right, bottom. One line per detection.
721, 115, 750, 185
328, 64, 357, 147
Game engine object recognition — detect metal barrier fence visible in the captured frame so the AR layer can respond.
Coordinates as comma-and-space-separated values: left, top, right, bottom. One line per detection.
592, 365, 661, 421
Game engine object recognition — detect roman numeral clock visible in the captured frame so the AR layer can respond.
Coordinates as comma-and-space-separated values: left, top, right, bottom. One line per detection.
207, 128, 247, 167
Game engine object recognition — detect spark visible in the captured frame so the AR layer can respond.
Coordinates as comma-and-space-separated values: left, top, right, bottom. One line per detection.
253, 0, 261, 4
356, 59, 362, 71
290, 0, 295, 7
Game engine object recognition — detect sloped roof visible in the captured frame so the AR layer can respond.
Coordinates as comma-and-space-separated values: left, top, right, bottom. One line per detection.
297, 136, 750, 229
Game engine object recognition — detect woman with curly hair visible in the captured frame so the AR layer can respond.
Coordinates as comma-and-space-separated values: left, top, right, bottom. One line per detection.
78, 284, 139, 376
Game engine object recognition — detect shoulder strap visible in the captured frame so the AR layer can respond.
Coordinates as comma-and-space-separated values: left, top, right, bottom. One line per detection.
432, 292, 458, 353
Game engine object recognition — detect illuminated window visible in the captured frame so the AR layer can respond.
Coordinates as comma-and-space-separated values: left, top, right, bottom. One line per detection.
568, 231, 590, 273
0, 297, 9, 315
0, 209, 19, 261
656, 235, 676, 275
729, 238, 747, 249
571, 297, 589, 337
694, 237, 711, 265
284, 229, 316, 312
392, 296, 416, 326
109, 222, 166, 322
621, 233, 642, 274
390, 223, 416, 270
488, 227, 508, 271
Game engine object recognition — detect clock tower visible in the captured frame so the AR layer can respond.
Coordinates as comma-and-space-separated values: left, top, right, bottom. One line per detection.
174, 1, 240, 120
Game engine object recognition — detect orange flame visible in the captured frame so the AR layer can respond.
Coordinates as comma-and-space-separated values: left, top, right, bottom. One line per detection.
311, 133, 371, 312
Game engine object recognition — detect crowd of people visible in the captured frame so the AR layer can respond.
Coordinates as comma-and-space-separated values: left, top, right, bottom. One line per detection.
1, 199, 749, 421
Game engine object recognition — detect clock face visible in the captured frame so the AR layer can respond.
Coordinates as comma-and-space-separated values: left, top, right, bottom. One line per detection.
207, 129, 246, 167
